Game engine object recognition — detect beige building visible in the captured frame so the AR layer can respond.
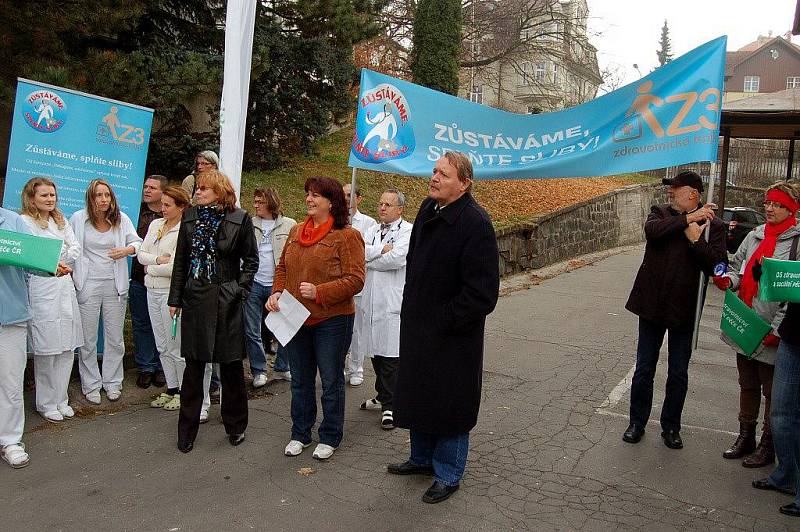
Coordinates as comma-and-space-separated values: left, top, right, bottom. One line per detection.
459, 0, 602, 114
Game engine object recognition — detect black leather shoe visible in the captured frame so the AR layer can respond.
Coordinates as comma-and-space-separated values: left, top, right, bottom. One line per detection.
780, 502, 800, 517
752, 478, 796, 495
177, 440, 193, 453
661, 430, 683, 449
153, 371, 167, 387
622, 423, 645, 443
422, 480, 459, 504
229, 433, 245, 446
387, 460, 434, 476
136, 372, 153, 389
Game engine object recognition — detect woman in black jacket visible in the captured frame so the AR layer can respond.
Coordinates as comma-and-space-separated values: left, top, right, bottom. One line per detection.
168, 170, 258, 453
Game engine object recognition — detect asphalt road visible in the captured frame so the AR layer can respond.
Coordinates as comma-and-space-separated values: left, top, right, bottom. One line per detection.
2, 245, 795, 531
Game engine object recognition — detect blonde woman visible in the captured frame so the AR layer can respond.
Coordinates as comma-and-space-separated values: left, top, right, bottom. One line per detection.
70, 179, 141, 404
19, 177, 83, 422
139, 186, 190, 412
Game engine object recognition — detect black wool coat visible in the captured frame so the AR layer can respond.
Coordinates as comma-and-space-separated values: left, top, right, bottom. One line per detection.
168, 207, 259, 363
393, 193, 500, 435
625, 204, 727, 330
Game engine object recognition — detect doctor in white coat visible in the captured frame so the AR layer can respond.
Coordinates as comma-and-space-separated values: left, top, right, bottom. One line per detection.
343, 182, 377, 386
352, 188, 412, 429
19, 177, 84, 423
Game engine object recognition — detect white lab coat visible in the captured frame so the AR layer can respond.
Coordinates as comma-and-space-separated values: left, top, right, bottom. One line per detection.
351, 218, 412, 359
21, 215, 84, 356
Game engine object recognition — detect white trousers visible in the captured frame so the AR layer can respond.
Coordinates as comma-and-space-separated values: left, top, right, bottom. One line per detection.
34, 351, 73, 413
77, 279, 127, 395
0, 324, 27, 446
147, 288, 184, 390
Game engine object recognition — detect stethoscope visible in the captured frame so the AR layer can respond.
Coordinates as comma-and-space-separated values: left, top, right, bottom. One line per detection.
371, 220, 404, 245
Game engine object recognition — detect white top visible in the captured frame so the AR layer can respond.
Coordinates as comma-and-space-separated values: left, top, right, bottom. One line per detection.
84, 224, 116, 280
137, 218, 180, 290
254, 219, 277, 286
351, 210, 377, 299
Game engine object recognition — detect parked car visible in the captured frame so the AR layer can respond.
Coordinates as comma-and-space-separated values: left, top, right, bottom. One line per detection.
722, 207, 765, 254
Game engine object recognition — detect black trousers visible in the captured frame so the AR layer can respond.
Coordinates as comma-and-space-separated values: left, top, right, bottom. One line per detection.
371, 356, 399, 411
178, 359, 248, 445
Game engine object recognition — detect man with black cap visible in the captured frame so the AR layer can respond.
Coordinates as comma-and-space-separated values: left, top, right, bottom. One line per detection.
623, 170, 727, 450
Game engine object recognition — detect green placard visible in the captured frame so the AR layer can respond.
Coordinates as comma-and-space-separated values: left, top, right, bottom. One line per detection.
720, 289, 772, 357
758, 257, 800, 303
0, 229, 62, 274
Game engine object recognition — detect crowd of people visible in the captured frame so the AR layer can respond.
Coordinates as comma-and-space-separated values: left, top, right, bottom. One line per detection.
1, 157, 799, 512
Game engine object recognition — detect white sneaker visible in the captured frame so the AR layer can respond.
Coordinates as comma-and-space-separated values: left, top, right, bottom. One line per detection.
312, 443, 336, 460
273, 371, 291, 382
57, 404, 75, 418
349, 375, 363, 386
284, 440, 311, 456
360, 398, 382, 410
85, 389, 101, 405
105, 389, 121, 402
252, 373, 268, 388
40, 410, 64, 423
199, 409, 209, 424
2, 443, 30, 469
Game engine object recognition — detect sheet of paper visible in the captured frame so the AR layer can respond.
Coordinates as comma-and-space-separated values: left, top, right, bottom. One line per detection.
264, 290, 310, 346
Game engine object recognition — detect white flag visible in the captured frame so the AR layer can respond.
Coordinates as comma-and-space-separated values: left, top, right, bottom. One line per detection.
219, 0, 257, 203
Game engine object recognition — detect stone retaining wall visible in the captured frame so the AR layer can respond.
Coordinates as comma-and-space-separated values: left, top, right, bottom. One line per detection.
496, 184, 667, 276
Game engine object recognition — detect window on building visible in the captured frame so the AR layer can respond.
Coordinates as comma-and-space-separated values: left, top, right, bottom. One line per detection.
527, 106, 542, 114
743, 76, 760, 92
469, 85, 483, 104
787, 76, 800, 89
552, 63, 560, 84
534, 62, 546, 82
520, 62, 531, 85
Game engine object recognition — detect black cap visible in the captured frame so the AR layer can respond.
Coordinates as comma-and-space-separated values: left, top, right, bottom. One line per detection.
662, 171, 703, 192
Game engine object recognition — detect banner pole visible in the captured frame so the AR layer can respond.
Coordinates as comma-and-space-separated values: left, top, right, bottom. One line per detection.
692, 174, 717, 349
349, 167, 357, 226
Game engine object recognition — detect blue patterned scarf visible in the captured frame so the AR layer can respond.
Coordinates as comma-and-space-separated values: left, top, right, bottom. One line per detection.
189, 205, 225, 281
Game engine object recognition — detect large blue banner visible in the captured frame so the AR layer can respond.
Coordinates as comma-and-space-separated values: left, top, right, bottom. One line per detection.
349, 37, 727, 179
3, 78, 154, 221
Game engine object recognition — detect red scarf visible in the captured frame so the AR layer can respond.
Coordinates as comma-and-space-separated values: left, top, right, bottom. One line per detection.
738, 215, 797, 307
298, 215, 334, 246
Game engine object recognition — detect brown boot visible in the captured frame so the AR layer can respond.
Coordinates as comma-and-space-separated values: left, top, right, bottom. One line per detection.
743, 434, 775, 468
723, 422, 757, 459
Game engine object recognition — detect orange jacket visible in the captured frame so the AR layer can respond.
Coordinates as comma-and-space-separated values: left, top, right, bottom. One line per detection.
273, 225, 365, 319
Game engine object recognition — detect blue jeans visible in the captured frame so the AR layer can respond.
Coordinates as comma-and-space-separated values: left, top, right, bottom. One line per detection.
244, 281, 289, 375
768, 340, 800, 504
285, 314, 354, 447
129, 280, 160, 374
410, 431, 470, 486
629, 317, 693, 432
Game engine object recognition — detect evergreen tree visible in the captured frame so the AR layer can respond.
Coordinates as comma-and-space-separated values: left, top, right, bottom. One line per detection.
410, 0, 462, 95
656, 20, 673, 66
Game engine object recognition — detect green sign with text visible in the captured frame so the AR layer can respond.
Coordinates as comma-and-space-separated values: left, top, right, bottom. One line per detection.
720, 289, 772, 358
758, 257, 800, 303
0, 229, 62, 274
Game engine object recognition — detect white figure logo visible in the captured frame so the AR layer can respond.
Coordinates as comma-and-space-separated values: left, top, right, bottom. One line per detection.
34, 100, 55, 128
362, 103, 398, 152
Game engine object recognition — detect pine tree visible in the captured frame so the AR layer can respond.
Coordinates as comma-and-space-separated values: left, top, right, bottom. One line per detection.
657, 20, 674, 66
410, 0, 462, 95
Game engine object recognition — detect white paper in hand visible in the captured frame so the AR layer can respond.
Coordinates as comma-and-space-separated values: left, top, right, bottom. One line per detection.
264, 290, 310, 346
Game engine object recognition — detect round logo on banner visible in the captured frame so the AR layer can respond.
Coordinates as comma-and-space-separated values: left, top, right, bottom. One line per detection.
23, 90, 67, 133
352, 83, 415, 163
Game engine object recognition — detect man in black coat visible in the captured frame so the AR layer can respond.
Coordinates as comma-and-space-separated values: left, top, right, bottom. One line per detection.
623, 170, 727, 450
388, 151, 500, 504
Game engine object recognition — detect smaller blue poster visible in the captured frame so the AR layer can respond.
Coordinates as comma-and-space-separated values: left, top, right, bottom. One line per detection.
3, 78, 154, 222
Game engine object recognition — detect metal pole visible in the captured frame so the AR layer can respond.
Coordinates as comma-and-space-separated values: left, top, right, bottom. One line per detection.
718, 130, 730, 213
349, 167, 357, 226
691, 167, 717, 350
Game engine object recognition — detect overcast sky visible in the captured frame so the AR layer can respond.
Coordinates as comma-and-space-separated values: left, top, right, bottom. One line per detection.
588, 0, 797, 90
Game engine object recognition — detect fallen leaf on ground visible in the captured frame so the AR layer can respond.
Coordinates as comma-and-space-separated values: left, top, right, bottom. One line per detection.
297, 467, 315, 476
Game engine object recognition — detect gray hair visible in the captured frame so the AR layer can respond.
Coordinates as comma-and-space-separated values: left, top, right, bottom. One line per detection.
384, 187, 406, 207
197, 150, 220, 168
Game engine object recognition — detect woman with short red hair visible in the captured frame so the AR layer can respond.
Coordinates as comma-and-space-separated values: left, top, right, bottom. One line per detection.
168, 170, 259, 453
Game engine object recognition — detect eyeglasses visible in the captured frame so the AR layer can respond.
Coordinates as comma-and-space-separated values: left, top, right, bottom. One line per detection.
763, 201, 787, 210
378, 202, 399, 208
253, 199, 266, 205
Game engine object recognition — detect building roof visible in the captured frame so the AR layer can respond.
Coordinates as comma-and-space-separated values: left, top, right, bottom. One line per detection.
724, 36, 800, 77
721, 88, 800, 139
